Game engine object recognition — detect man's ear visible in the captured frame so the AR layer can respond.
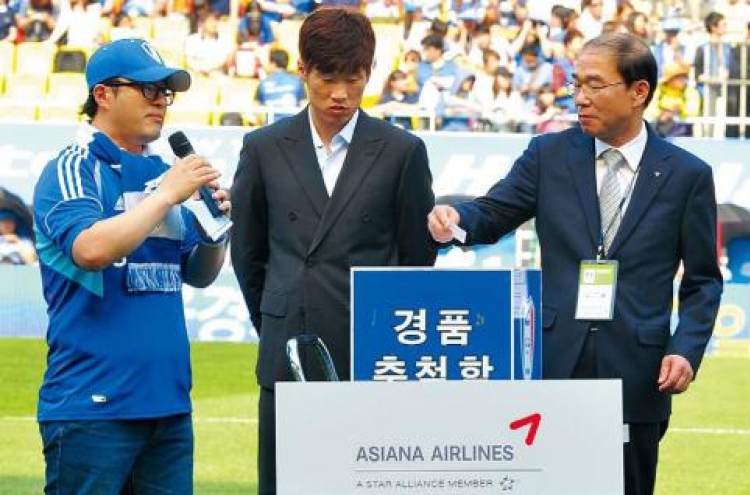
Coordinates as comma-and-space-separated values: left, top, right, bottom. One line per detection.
92, 84, 112, 108
633, 80, 650, 108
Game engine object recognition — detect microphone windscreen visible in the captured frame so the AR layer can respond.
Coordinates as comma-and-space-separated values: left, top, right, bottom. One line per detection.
168, 131, 195, 158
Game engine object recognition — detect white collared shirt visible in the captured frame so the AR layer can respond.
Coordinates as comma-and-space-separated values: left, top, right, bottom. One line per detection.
309, 110, 359, 196
594, 122, 648, 213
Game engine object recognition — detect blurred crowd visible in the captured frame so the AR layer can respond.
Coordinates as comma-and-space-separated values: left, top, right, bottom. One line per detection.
0, 187, 36, 265
3, 0, 750, 136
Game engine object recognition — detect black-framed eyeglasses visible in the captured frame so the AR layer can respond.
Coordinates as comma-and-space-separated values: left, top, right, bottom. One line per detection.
565, 80, 626, 98
104, 81, 175, 105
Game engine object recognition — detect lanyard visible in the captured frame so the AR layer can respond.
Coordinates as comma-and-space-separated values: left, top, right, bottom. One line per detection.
597, 164, 641, 260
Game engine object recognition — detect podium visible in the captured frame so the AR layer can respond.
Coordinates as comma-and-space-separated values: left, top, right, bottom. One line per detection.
276, 269, 624, 494
277, 381, 623, 494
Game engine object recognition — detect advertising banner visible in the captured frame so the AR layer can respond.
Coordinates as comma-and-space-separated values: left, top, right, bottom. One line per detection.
3, 266, 749, 356
3, 123, 750, 209
276, 380, 624, 494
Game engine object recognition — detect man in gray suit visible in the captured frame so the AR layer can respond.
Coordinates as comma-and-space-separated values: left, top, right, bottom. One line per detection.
429, 33, 722, 495
230, 8, 437, 494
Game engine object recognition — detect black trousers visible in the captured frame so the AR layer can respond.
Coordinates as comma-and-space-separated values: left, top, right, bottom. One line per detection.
258, 386, 277, 495
573, 328, 668, 495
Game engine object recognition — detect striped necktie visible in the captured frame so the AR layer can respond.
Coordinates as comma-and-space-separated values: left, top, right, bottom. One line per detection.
599, 148, 625, 254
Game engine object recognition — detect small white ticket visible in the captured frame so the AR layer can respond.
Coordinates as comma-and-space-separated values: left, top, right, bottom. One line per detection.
449, 223, 466, 243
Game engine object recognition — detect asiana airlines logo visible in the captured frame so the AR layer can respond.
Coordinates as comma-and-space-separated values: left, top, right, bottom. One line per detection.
355, 443, 515, 463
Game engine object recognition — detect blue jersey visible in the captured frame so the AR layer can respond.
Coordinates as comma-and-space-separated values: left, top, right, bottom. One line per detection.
256, 70, 305, 123
33, 124, 201, 421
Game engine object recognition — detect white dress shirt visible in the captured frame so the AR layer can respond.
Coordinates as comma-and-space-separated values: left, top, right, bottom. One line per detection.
309, 110, 359, 196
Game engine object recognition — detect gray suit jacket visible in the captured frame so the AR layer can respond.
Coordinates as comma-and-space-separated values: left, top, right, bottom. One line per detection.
231, 109, 436, 387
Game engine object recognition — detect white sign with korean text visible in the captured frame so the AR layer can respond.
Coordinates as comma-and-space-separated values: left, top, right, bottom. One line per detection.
276, 380, 623, 494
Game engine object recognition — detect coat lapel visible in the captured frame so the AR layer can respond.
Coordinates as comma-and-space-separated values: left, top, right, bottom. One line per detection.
567, 131, 600, 248
277, 110, 329, 218
307, 112, 385, 256
608, 130, 673, 255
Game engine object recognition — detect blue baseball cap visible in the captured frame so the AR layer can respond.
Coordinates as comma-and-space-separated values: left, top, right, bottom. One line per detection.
85, 39, 191, 92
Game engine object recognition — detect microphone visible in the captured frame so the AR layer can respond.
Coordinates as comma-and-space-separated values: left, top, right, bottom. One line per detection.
167, 131, 223, 218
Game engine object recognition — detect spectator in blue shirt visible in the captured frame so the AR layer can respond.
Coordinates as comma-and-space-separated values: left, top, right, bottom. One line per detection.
0, 0, 17, 41
0, 187, 35, 264
256, 48, 306, 123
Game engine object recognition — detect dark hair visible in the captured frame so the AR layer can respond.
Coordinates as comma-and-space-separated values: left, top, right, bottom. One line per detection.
583, 32, 658, 106
298, 7, 375, 76
494, 66, 512, 78
552, 4, 574, 18
421, 33, 445, 51
382, 69, 407, 95
269, 48, 289, 70
519, 43, 538, 58
457, 74, 476, 97
551, 4, 567, 18
563, 28, 584, 46
429, 19, 449, 37
403, 48, 421, 63
552, 5, 576, 28
81, 93, 97, 119
473, 23, 490, 36
81, 77, 120, 119
482, 48, 500, 65
387, 69, 407, 81
602, 20, 623, 34
492, 67, 512, 97
705, 12, 724, 33
626, 11, 648, 37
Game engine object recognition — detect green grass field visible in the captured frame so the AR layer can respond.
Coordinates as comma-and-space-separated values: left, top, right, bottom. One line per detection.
1, 338, 748, 494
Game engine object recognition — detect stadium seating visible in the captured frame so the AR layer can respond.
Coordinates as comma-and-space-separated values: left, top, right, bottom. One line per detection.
1, 8, 744, 135
3, 73, 46, 99
151, 37, 187, 71
152, 15, 189, 37
152, 16, 190, 54
131, 16, 154, 39
53, 47, 89, 73
273, 19, 303, 71
0, 73, 47, 121
39, 73, 87, 123
14, 42, 55, 77
0, 41, 14, 77
166, 74, 221, 126
370, 21, 406, 99
46, 72, 87, 101
216, 76, 260, 125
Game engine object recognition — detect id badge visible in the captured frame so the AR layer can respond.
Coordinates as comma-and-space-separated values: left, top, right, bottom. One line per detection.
575, 260, 618, 321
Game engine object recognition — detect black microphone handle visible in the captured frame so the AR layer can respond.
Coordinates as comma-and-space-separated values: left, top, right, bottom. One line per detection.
197, 186, 223, 218
168, 132, 223, 218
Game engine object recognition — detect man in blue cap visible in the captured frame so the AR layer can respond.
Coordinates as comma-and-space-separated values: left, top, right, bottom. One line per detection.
32, 38, 231, 494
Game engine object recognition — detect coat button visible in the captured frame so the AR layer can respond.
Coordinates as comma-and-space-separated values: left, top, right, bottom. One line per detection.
289, 211, 298, 221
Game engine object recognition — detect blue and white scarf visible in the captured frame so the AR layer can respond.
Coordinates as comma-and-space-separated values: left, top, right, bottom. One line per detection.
89, 130, 184, 293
